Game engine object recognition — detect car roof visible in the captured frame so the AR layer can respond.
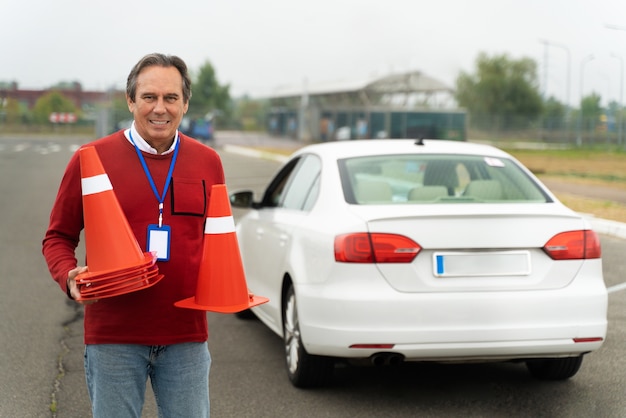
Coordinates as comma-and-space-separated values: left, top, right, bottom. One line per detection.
291, 139, 512, 160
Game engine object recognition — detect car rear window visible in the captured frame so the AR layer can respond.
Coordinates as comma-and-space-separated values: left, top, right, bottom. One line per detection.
338, 154, 551, 205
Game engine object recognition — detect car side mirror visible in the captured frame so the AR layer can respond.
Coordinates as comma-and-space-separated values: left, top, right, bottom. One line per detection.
230, 190, 256, 209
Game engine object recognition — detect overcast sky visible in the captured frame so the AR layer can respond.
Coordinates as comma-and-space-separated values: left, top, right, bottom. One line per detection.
3, 0, 626, 106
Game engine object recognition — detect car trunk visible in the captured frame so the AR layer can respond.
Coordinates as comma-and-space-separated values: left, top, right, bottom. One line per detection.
347, 203, 590, 292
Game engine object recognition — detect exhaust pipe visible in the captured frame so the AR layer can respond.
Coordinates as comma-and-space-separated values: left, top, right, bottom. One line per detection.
387, 353, 404, 366
370, 353, 405, 366
371, 353, 387, 366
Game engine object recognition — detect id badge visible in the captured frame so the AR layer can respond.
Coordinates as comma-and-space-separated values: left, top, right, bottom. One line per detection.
147, 224, 171, 261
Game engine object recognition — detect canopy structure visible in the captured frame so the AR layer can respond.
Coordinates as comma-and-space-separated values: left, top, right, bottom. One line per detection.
268, 70, 455, 108
265, 70, 464, 142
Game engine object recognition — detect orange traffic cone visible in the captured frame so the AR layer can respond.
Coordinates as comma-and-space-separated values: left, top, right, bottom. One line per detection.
75, 146, 163, 300
175, 183, 269, 313
79, 146, 149, 272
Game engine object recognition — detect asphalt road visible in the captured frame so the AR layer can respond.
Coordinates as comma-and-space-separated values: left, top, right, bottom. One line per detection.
1, 133, 625, 417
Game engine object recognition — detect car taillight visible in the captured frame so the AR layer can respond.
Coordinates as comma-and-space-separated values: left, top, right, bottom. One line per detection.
543, 230, 601, 260
335, 233, 421, 263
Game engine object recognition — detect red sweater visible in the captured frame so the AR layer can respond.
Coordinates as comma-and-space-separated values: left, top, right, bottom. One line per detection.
42, 131, 225, 345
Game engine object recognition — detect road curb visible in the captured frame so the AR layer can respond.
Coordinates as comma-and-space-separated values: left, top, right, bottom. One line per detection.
222, 144, 290, 163
583, 215, 626, 240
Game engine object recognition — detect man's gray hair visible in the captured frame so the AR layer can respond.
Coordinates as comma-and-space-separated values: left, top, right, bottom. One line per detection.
126, 53, 192, 103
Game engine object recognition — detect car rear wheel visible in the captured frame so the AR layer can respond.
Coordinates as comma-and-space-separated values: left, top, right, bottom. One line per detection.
283, 284, 333, 388
526, 356, 583, 380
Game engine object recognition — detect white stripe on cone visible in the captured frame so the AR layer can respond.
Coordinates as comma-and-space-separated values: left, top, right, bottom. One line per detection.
204, 216, 236, 234
81, 174, 113, 196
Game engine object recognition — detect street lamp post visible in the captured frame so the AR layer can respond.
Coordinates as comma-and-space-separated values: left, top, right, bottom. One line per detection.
611, 53, 624, 145
577, 54, 594, 147
539, 39, 571, 142
605, 24, 626, 147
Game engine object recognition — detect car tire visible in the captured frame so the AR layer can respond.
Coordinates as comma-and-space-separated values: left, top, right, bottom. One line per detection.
526, 356, 583, 380
283, 284, 334, 388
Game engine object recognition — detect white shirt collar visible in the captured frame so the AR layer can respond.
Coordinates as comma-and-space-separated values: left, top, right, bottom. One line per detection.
124, 121, 178, 155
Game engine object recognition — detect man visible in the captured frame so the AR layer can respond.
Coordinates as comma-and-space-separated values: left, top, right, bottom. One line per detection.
43, 53, 223, 417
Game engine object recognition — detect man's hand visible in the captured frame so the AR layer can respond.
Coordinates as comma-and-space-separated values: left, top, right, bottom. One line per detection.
67, 266, 98, 305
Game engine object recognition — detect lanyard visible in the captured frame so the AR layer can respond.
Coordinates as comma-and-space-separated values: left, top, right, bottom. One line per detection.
128, 131, 180, 227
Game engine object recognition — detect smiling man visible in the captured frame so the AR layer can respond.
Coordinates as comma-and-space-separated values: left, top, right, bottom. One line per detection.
43, 53, 224, 417
127, 58, 190, 154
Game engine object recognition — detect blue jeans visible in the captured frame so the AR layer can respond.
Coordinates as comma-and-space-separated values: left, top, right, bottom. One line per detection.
84, 342, 211, 418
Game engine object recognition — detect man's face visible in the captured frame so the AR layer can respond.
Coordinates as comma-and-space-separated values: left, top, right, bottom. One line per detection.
127, 65, 189, 150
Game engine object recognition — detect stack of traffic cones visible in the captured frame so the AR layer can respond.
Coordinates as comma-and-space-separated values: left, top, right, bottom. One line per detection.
175, 183, 268, 313
74, 146, 164, 301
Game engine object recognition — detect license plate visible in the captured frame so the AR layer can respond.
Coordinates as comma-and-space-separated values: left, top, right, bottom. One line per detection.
433, 251, 531, 277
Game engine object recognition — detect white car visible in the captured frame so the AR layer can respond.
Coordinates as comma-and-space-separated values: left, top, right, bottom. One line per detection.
230, 139, 608, 388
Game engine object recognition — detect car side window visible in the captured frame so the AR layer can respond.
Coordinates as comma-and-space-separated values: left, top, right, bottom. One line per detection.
281, 155, 322, 211
301, 174, 320, 211
260, 155, 322, 211
261, 158, 301, 208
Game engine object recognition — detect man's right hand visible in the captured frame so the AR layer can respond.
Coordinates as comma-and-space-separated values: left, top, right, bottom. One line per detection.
67, 266, 98, 305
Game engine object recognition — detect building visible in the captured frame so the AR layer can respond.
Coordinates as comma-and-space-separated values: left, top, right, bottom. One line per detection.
0, 81, 118, 113
266, 70, 467, 142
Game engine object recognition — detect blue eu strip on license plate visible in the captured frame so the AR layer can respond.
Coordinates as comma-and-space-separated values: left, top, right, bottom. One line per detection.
433, 251, 531, 277
436, 255, 444, 274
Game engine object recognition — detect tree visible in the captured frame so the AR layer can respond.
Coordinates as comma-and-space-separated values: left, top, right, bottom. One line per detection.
542, 96, 566, 130
50, 81, 82, 90
32, 91, 77, 124
606, 99, 626, 142
188, 60, 233, 126
606, 99, 621, 117
580, 92, 602, 131
232, 95, 269, 131
455, 52, 543, 129
2, 97, 22, 124
110, 92, 132, 130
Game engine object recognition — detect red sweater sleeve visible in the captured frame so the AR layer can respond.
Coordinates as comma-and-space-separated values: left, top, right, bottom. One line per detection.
42, 150, 84, 294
